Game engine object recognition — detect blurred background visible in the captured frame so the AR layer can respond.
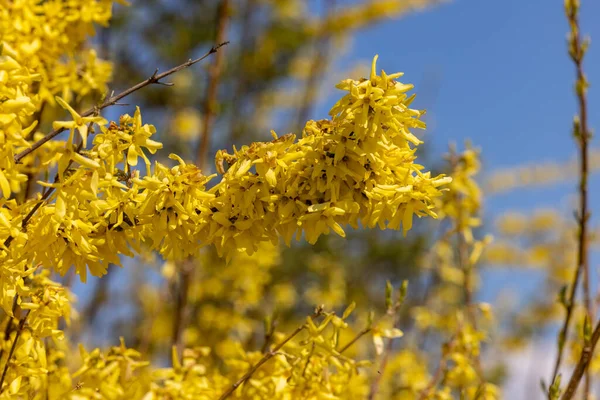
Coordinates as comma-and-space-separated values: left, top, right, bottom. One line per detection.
63, 1, 600, 398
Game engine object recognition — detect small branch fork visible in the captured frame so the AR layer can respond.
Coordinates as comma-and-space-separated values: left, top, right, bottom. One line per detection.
217, 309, 323, 400
14, 42, 229, 164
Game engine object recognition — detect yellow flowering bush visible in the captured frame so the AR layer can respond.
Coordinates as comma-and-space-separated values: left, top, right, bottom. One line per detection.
0, 1, 460, 398
1, 1, 597, 399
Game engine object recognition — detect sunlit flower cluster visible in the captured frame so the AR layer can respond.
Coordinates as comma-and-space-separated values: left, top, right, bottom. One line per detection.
9, 56, 451, 285
0, 0, 453, 393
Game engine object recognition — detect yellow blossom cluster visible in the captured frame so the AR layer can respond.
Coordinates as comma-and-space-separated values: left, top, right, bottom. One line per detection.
0, 52, 39, 199
146, 307, 372, 400
0, 2, 125, 394
5, 56, 451, 284
1, 0, 121, 104
0, 0, 122, 206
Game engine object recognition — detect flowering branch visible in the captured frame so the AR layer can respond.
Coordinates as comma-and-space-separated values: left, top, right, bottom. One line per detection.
217, 309, 323, 400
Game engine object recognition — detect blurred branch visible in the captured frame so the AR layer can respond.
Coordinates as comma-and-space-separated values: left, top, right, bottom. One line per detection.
338, 326, 372, 353
229, 0, 257, 141
418, 338, 456, 400
295, 0, 336, 129
197, 0, 230, 167
171, 259, 193, 357
217, 308, 323, 400
171, 0, 231, 359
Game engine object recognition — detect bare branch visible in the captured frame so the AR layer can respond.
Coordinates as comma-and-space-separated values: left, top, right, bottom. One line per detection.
14, 42, 229, 164
196, 1, 230, 167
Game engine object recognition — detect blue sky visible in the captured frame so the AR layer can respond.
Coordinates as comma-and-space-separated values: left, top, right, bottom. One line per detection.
315, 0, 600, 215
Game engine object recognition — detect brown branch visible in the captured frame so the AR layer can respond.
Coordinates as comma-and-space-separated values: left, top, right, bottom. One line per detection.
14, 42, 229, 164
197, 1, 230, 167
261, 315, 277, 354
417, 339, 456, 400
368, 329, 395, 400
217, 312, 322, 400
229, 0, 257, 142
561, 318, 600, 400
338, 327, 372, 354
21, 101, 47, 202
171, 9, 230, 353
550, 1, 592, 395
0, 138, 84, 386
0, 311, 29, 393
295, 0, 336, 130
4, 141, 84, 249
170, 1, 231, 363
0, 299, 19, 363
171, 260, 193, 357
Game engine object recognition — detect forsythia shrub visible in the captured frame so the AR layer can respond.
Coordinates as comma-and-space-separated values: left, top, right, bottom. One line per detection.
0, 1, 469, 399
2, 1, 592, 399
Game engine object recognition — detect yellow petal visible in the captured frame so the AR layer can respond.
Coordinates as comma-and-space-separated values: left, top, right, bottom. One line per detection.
127, 145, 139, 166
0, 170, 10, 198
55, 96, 80, 119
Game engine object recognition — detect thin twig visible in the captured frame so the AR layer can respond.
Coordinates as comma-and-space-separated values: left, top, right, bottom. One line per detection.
550, 1, 592, 395
561, 319, 600, 400
261, 315, 277, 354
14, 42, 229, 164
21, 101, 47, 202
302, 342, 316, 377
170, 0, 231, 363
0, 311, 29, 393
229, 0, 257, 141
295, 0, 335, 129
217, 313, 320, 400
0, 299, 19, 363
338, 327, 372, 354
368, 328, 395, 400
417, 339, 456, 400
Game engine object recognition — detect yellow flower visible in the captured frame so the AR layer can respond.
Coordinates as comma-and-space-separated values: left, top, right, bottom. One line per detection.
52, 96, 107, 147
